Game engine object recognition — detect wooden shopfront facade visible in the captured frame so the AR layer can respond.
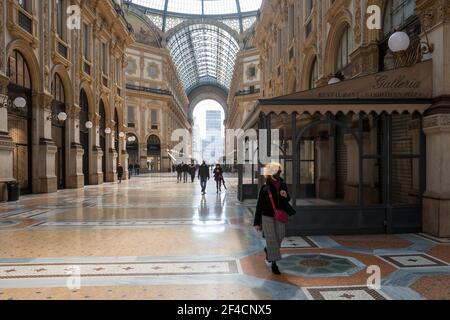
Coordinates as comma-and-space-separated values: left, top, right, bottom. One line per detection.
239, 60, 433, 236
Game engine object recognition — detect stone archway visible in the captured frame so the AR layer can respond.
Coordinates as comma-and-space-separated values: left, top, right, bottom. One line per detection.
301, 46, 319, 90
146, 134, 162, 172
323, 9, 353, 77
188, 85, 229, 123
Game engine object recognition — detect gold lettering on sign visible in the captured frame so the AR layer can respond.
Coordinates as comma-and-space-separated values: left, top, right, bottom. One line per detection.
302, 61, 433, 100
373, 75, 421, 90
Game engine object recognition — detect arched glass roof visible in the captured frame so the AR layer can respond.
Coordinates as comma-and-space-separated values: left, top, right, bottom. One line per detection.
125, 1, 261, 94
126, 0, 261, 33
167, 23, 240, 94
128, 0, 262, 16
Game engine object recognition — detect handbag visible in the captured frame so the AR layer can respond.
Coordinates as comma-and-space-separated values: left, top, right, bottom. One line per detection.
285, 201, 297, 216
267, 189, 289, 224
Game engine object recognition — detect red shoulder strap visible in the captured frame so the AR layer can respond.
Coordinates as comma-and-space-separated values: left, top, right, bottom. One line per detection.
267, 189, 277, 212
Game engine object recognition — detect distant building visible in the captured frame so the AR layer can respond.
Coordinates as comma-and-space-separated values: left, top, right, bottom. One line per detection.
206, 111, 222, 131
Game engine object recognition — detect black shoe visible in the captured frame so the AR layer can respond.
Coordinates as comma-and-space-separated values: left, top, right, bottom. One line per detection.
271, 262, 281, 275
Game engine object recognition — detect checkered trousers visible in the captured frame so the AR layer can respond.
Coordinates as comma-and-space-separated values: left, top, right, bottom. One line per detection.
262, 215, 286, 262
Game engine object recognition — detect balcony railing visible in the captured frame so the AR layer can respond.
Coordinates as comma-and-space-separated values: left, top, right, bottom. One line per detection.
126, 84, 172, 96
235, 88, 260, 97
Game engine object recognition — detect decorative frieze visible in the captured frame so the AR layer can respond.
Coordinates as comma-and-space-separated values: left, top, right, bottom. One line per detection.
417, 0, 450, 30
423, 114, 450, 129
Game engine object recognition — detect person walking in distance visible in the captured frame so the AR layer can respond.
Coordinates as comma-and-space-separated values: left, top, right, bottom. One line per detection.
254, 162, 294, 275
189, 164, 196, 183
213, 164, 224, 193
135, 163, 141, 176
176, 163, 183, 183
128, 163, 134, 179
117, 163, 124, 184
198, 161, 210, 195
183, 162, 189, 183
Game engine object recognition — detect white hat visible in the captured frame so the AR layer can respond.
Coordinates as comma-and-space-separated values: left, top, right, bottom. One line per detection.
262, 162, 282, 177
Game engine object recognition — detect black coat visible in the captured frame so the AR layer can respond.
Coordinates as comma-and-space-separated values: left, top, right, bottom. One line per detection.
254, 178, 292, 227
198, 164, 210, 180
117, 166, 124, 176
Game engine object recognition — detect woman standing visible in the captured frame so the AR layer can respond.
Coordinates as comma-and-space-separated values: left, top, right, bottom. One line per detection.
254, 162, 291, 275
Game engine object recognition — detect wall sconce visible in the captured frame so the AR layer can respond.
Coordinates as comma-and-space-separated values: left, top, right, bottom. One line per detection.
328, 77, 341, 85
119, 132, 125, 138
47, 111, 68, 122
328, 72, 345, 85
388, 27, 434, 67
0, 96, 27, 109
85, 121, 93, 129
105, 127, 112, 134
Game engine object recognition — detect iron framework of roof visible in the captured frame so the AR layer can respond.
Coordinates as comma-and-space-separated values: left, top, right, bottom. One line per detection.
124, 0, 260, 94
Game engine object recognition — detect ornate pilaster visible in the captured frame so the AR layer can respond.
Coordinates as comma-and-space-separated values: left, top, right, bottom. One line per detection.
423, 113, 450, 237
0, 0, 5, 73
66, 105, 84, 189
32, 92, 57, 193
105, 120, 118, 182
0, 74, 15, 201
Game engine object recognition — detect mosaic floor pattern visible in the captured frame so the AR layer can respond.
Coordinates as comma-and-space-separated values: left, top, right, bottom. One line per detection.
0, 173, 449, 300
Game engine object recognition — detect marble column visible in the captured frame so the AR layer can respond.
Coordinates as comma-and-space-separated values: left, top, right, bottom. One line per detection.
67, 105, 84, 188
417, 0, 450, 237
105, 124, 118, 182
423, 113, 450, 237
121, 134, 129, 180
33, 92, 57, 194
90, 114, 103, 185
0, 75, 15, 201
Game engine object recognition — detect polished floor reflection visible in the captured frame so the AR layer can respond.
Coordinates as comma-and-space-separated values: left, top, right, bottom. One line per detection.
0, 174, 449, 300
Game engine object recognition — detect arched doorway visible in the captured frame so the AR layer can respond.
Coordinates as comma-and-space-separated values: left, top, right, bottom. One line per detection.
51, 73, 66, 189
99, 100, 107, 179
126, 133, 139, 168
192, 99, 225, 165
147, 135, 161, 172
79, 90, 90, 186
7, 50, 33, 194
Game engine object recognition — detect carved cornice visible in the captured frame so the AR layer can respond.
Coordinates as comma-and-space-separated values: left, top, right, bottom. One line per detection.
417, 0, 450, 30
423, 114, 450, 129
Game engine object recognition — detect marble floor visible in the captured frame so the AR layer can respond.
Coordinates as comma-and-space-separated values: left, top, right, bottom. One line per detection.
0, 173, 449, 300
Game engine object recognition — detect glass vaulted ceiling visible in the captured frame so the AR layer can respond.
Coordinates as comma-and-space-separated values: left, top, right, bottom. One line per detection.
130, 1, 262, 29
167, 23, 240, 94
127, 1, 261, 94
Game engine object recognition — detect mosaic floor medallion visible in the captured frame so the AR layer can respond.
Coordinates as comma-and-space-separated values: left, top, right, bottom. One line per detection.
378, 254, 448, 268
277, 254, 365, 277
417, 233, 450, 244
281, 237, 319, 248
304, 286, 389, 300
